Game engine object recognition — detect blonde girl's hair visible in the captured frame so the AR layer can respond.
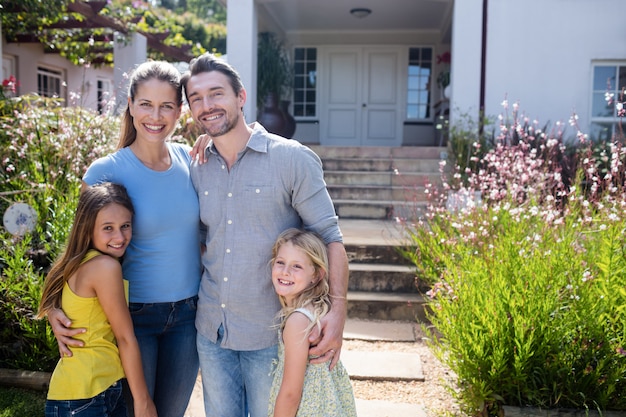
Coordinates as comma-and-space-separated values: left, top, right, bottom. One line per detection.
270, 228, 331, 335
117, 60, 183, 150
37, 183, 134, 319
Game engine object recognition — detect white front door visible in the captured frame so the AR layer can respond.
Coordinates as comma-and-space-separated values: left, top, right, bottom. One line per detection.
320, 46, 403, 146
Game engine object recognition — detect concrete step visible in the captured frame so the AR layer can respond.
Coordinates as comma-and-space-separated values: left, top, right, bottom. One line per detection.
343, 318, 418, 342
349, 263, 427, 294
309, 145, 446, 160
342, 240, 412, 266
328, 184, 428, 201
335, 199, 428, 220
341, 220, 430, 322
311, 146, 444, 221
322, 157, 442, 173
339, 219, 407, 246
355, 400, 427, 417
343, 350, 424, 382
347, 291, 427, 322
324, 170, 440, 188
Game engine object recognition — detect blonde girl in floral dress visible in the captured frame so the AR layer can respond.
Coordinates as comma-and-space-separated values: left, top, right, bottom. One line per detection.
268, 228, 357, 417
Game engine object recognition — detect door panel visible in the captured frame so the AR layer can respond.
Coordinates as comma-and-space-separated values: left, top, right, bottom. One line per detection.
366, 110, 396, 139
321, 47, 402, 146
324, 51, 360, 145
362, 49, 401, 146
329, 110, 357, 138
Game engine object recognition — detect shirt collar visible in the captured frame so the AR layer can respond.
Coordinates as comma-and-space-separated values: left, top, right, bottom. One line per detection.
206, 122, 269, 158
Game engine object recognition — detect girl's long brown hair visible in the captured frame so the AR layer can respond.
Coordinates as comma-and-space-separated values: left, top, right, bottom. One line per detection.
37, 183, 134, 318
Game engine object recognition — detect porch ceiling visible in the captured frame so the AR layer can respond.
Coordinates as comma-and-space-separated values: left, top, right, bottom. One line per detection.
256, 0, 452, 41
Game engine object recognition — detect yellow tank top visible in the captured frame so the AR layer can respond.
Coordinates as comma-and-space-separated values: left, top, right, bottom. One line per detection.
47, 250, 129, 400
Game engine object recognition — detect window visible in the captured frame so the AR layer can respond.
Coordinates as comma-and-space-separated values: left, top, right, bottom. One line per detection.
97, 79, 112, 114
37, 66, 63, 98
293, 47, 317, 118
406, 47, 432, 120
590, 63, 626, 141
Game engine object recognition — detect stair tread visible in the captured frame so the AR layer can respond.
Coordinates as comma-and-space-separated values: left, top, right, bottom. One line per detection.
325, 170, 440, 175
348, 291, 424, 303
349, 263, 414, 272
335, 198, 427, 205
321, 155, 442, 160
329, 183, 427, 189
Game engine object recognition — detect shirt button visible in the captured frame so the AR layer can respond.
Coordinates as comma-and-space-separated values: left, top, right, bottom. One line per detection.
204, 191, 209, 196
221, 164, 225, 170
223, 277, 228, 282
227, 220, 232, 225
255, 188, 261, 193
226, 248, 231, 253
228, 192, 232, 197
221, 304, 226, 308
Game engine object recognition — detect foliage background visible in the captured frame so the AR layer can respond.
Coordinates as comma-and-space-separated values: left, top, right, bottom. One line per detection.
0, 0, 227, 66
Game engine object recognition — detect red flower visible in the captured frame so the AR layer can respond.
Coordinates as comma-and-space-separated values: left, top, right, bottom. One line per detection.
2, 75, 19, 94
436, 52, 451, 64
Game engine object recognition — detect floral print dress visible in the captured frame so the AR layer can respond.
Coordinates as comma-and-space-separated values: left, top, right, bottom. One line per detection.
268, 308, 357, 417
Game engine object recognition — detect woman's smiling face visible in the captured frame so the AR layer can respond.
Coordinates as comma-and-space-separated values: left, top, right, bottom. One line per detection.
128, 78, 181, 144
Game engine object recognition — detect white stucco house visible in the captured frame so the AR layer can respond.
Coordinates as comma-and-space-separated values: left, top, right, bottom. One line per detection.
2, 34, 116, 114
3, 0, 625, 145
223, 0, 626, 146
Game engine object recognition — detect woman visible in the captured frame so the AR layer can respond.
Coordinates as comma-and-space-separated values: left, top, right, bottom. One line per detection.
48, 61, 202, 417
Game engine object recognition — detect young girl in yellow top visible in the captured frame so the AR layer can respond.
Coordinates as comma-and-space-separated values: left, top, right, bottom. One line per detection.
38, 182, 157, 417
268, 228, 357, 417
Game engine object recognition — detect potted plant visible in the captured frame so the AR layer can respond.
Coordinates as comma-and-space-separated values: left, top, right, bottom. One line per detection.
257, 32, 294, 137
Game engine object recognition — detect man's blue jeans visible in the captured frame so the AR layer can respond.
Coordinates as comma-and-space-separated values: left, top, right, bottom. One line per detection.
45, 380, 126, 417
129, 296, 199, 417
197, 327, 277, 417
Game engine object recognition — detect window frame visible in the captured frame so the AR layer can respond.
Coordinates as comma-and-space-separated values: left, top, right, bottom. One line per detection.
589, 61, 626, 142
406, 46, 434, 122
37, 65, 65, 100
292, 46, 318, 120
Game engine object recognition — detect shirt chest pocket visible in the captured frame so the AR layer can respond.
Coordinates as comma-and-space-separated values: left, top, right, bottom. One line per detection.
240, 185, 277, 220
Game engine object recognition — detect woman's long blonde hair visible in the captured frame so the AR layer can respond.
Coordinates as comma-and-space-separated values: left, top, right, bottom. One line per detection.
37, 183, 134, 318
270, 228, 331, 335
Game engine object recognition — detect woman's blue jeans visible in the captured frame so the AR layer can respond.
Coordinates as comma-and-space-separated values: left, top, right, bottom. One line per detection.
197, 328, 277, 417
129, 296, 199, 417
45, 380, 126, 417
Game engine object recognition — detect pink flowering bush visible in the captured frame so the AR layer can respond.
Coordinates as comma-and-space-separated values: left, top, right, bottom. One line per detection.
1, 94, 119, 252
403, 101, 626, 415
0, 94, 119, 371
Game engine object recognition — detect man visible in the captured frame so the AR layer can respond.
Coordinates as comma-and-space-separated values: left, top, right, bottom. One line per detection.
181, 53, 349, 417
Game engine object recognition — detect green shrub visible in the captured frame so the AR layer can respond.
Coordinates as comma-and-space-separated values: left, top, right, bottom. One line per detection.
0, 234, 57, 371
0, 386, 45, 417
403, 101, 626, 415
